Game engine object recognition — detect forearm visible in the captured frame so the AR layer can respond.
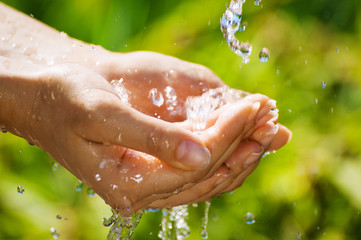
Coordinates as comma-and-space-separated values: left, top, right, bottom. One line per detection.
0, 3, 109, 68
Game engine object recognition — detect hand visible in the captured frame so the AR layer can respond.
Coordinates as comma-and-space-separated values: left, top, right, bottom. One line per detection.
0, 3, 292, 215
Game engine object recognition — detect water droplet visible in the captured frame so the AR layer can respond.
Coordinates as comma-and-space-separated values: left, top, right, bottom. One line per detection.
111, 78, 130, 105
315, 98, 318, 104
245, 212, 255, 224
297, 232, 303, 239
276, 69, 280, 76
288, 109, 292, 113
259, 48, 270, 62
254, 0, 261, 6
164, 86, 177, 111
87, 188, 96, 197
56, 214, 62, 220
103, 216, 115, 227
321, 81, 327, 88
75, 180, 83, 191
95, 173, 102, 181
336, 48, 340, 53
17, 185, 25, 194
148, 88, 164, 107
29, 13, 34, 18
52, 162, 59, 171
50, 227, 60, 239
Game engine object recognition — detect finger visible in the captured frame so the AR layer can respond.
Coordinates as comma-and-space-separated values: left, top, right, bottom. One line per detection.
147, 165, 231, 209
198, 101, 259, 177
191, 141, 263, 202
76, 91, 211, 171
268, 124, 292, 151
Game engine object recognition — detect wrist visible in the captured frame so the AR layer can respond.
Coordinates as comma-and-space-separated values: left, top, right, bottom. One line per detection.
0, 57, 44, 137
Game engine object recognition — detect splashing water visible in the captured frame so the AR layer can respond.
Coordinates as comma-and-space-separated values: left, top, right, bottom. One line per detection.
220, 0, 252, 64
149, 88, 164, 107
186, 86, 243, 131
159, 206, 190, 240
104, 209, 143, 240
201, 200, 211, 239
111, 78, 130, 105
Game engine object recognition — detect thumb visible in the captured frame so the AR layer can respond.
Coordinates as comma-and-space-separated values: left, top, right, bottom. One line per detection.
79, 99, 211, 171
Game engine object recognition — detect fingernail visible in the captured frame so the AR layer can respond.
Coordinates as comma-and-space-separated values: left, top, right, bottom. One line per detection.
215, 173, 229, 186
265, 123, 279, 136
176, 141, 211, 170
243, 147, 263, 169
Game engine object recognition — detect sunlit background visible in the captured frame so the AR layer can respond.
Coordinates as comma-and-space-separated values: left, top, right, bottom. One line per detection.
1, 0, 361, 239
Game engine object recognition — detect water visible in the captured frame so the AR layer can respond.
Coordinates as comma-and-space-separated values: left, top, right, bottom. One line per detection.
158, 206, 190, 240
95, 173, 102, 182
17, 185, 25, 194
297, 232, 303, 239
164, 86, 178, 111
220, 0, 252, 64
200, 201, 211, 239
245, 212, 255, 224
50, 227, 60, 239
259, 48, 270, 62
149, 88, 164, 107
75, 180, 84, 191
52, 162, 59, 171
87, 188, 96, 197
185, 86, 243, 131
111, 79, 130, 105
56, 214, 62, 220
105, 210, 143, 240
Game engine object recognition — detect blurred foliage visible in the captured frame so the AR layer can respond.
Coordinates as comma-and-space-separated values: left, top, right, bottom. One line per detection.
1, 0, 361, 239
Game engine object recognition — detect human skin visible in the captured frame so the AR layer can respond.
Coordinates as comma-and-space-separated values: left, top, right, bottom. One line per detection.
0, 3, 291, 214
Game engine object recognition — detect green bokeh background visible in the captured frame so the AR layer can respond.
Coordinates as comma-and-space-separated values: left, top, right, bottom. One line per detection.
1, 0, 361, 239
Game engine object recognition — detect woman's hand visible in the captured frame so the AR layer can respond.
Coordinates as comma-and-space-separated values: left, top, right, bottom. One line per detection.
0, 3, 292, 215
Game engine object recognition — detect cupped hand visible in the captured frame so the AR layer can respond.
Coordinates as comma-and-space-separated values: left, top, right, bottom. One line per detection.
12, 51, 291, 215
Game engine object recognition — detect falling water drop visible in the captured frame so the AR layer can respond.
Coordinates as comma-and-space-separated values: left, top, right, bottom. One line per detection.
50, 227, 60, 239
56, 214, 62, 220
245, 212, 255, 224
321, 81, 327, 88
17, 185, 25, 194
87, 188, 96, 197
297, 232, 303, 239
259, 47, 270, 62
52, 162, 59, 171
148, 88, 164, 107
75, 180, 84, 191
254, 0, 261, 6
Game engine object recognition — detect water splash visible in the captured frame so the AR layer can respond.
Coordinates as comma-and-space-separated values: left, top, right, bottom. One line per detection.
201, 200, 211, 239
186, 86, 243, 131
164, 86, 178, 111
111, 78, 130, 105
149, 88, 164, 107
158, 206, 190, 240
220, 0, 252, 64
105, 209, 143, 240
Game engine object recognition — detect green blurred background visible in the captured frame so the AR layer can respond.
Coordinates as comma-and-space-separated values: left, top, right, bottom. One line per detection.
1, 0, 361, 239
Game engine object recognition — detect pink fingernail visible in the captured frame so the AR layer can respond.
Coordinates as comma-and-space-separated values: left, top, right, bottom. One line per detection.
243, 147, 263, 169
176, 141, 211, 170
